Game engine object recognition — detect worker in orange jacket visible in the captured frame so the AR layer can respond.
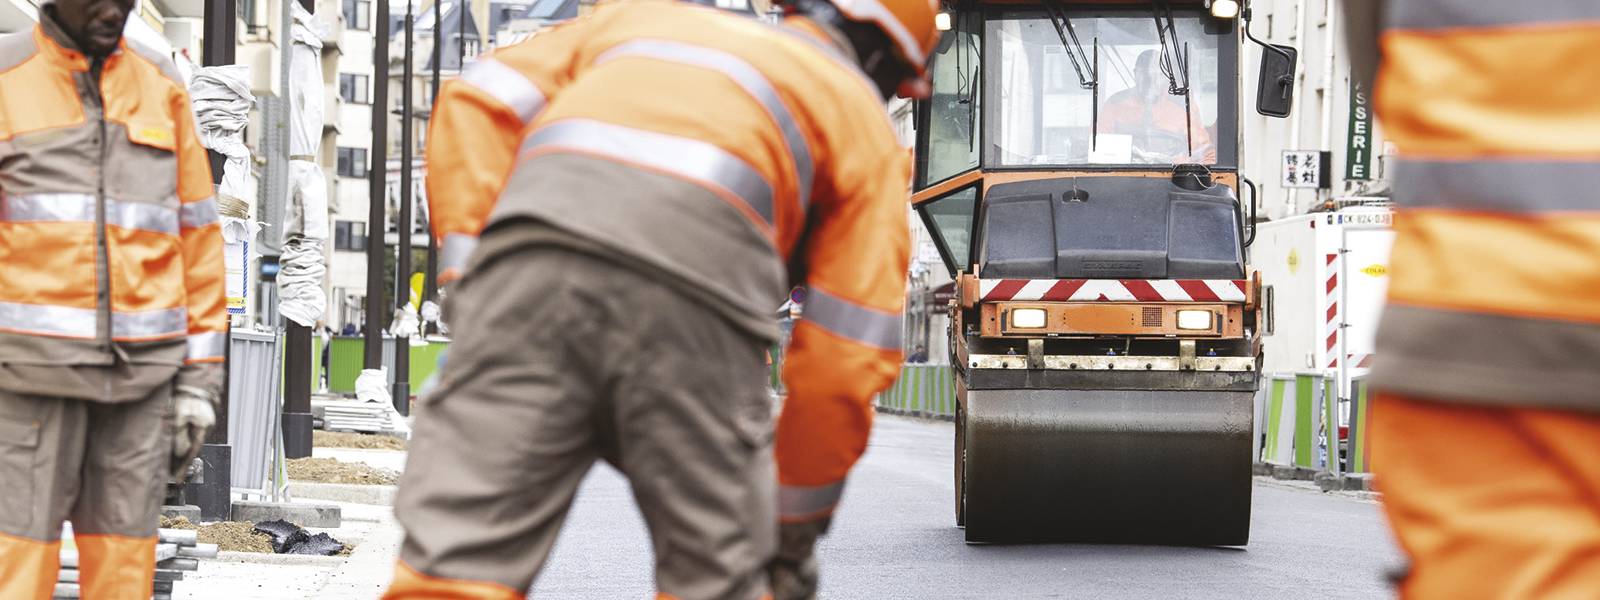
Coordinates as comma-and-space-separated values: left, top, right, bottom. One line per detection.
1344, 1, 1600, 597
1098, 49, 1215, 164
0, 0, 227, 598
386, 0, 937, 598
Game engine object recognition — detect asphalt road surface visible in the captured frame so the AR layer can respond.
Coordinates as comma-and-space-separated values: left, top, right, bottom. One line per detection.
533, 415, 1404, 599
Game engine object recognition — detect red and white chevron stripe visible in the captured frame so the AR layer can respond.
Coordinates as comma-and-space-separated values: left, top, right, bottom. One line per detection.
979, 279, 1248, 303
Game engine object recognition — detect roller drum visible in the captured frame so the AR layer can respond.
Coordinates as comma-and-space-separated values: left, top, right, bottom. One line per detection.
962, 388, 1253, 545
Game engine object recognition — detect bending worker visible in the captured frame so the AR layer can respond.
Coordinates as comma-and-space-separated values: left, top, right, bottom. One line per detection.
1346, 1, 1600, 597
0, 0, 226, 598
386, 0, 937, 597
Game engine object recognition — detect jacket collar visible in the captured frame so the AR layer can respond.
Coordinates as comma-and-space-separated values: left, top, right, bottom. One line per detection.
35, 3, 124, 71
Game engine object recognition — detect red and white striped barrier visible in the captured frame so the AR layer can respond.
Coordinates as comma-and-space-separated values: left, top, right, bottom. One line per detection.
979, 279, 1248, 303
1325, 253, 1340, 369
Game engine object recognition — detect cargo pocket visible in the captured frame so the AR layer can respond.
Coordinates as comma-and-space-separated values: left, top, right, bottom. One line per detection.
725, 351, 776, 450
0, 412, 42, 533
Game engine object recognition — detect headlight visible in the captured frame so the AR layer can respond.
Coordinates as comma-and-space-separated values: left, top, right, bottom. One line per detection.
1176, 309, 1215, 331
1208, 0, 1240, 19
1009, 308, 1048, 329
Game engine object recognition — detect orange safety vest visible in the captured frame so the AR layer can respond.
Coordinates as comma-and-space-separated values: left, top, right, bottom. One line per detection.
1370, 1, 1600, 412
426, 0, 911, 521
0, 15, 226, 401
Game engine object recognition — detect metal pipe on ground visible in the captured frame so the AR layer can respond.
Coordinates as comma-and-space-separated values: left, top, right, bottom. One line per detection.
159, 528, 199, 546
178, 544, 221, 559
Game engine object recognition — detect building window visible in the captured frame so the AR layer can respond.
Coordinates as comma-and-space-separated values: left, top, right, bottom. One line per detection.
339, 73, 370, 104
241, 0, 267, 35
343, 0, 371, 30
337, 147, 369, 178
335, 220, 368, 252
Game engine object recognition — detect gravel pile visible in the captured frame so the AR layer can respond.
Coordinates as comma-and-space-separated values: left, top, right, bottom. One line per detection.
287, 457, 400, 485
160, 517, 274, 554
313, 430, 407, 451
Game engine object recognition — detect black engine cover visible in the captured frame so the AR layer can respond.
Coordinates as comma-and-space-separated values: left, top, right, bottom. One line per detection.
980, 176, 1244, 280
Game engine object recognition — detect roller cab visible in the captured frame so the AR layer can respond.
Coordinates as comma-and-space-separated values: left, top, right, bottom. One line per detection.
913, 0, 1287, 545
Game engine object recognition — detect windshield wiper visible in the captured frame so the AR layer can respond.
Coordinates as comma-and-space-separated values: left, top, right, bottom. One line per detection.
1152, 1, 1194, 161
1041, 0, 1099, 148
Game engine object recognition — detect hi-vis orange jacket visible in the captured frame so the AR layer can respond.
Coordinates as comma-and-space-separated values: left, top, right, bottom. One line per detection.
0, 15, 226, 402
427, 0, 910, 522
1368, 1, 1600, 413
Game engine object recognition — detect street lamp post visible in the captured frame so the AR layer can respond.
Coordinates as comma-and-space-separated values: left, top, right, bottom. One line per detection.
364, 0, 390, 372
393, 0, 415, 414
421, 1, 444, 330
186, 0, 240, 523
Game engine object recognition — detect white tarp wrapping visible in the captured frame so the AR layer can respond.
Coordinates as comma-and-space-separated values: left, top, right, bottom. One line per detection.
188, 65, 255, 215
189, 65, 259, 316
279, 3, 329, 327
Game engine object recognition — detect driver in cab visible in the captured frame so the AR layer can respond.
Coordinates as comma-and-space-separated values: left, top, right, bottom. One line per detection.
1099, 49, 1215, 164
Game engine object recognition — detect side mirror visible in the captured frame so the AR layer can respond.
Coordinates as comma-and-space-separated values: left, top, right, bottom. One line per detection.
1255, 45, 1298, 118
1242, 6, 1298, 118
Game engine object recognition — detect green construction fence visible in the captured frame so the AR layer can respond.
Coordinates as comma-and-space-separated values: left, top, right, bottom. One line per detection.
326, 336, 450, 395
874, 364, 957, 419
1259, 372, 1374, 474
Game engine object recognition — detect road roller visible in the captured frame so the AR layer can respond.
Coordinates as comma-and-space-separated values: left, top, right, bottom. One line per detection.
910, 0, 1293, 545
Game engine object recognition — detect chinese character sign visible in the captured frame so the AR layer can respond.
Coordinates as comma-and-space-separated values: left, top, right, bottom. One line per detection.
1282, 150, 1322, 189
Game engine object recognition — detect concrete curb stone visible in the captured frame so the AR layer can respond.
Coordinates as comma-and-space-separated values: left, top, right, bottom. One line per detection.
212, 551, 345, 566
288, 481, 398, 506
233, 500, 342, 528
873, 406, 955, 422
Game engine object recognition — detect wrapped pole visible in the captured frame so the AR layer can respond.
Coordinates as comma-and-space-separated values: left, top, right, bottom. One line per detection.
279, 1, 327, 458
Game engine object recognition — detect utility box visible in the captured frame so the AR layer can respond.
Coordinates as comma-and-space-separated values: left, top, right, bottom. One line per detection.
1254, 206, 1394, 404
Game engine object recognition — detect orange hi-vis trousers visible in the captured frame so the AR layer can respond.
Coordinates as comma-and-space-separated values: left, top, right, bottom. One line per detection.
1371, 394, 1600, 600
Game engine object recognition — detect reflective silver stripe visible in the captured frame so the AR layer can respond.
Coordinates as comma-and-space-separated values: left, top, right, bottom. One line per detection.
1, 192, 96, 222
779, 481, 845, 520
1394, 159, 1600, 213
113, 307, 188, 339
1, 192, 179, 236
596, 39, 814, 210
179, 197, 220, 230
0, 301, 97, 338
522, 119, 775, 225
802, 286, 902, 351
109, 199, 180, 236
459, 57, 547, 123
187, 331, 227, 361
1385, 0, 1600, 31
440, 233, 479, 273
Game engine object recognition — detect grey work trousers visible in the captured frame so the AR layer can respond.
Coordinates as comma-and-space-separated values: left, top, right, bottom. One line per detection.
394, 245, 776, 599
0, 383, 173, 600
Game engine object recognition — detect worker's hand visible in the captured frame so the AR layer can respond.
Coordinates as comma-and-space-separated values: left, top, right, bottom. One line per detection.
170, 385, 216, 482
767, 517, 831, 600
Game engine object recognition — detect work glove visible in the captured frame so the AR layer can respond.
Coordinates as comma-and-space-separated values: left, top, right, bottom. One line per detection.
170, 385, 216, 483
767, 517, 831, 600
